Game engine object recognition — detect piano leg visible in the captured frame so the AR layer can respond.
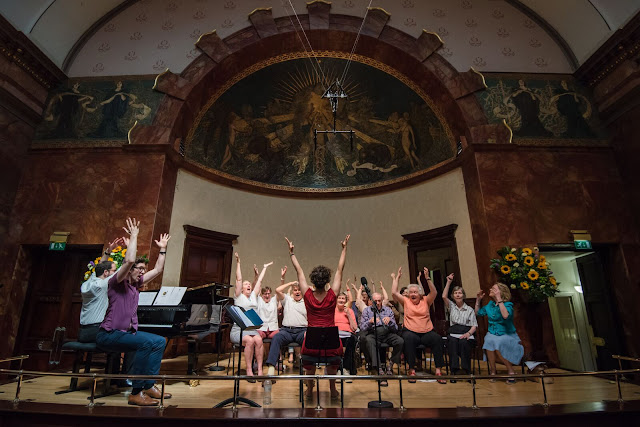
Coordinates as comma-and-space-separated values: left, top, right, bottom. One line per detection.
187, 337, 201, 387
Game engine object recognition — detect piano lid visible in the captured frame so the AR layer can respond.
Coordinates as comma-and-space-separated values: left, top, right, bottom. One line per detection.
182, 282, 231, 304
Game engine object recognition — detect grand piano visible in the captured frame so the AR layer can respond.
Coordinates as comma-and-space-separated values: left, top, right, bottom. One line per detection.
137, 282, 230, 378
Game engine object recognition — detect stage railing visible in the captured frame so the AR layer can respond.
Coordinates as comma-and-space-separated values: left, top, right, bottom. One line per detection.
1, 357, 639, 412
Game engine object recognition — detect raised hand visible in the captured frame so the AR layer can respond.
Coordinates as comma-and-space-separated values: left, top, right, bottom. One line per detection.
341, 234, 351, 248
397, 266, 402, 279
446, 273, 454, 282
264, 261, 274, 268
423, 266, 430, 277
154, 233, 171, 249
281, 266, 287, 277
123, 217, 140, 236
122, 236, 130, 247
235, 252, 240, 262
284, 237, 294, 253
476, 290, 485, 299
107, 237, 123, 252
254, 264, 259, 276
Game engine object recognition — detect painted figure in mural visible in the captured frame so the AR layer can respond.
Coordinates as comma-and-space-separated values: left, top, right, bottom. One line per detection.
550, 80, 595, 138
43, 82, 95, 138
220, 111, 253, 169
90, 81, 151, 138
508, 80, 552, 138
398, 113, 420, 168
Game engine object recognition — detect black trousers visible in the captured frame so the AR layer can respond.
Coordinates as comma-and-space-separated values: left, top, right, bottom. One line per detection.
448, 335, 475, 374
363, 327, 403, 369
341, 335, 357, 374
402, 329, 444, 369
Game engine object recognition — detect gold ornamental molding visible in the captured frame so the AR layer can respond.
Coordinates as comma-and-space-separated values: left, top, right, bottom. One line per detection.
367, 7, 391, 17
422, 30, 444, 46
248, 7, 273, 18
470, 67, 488, 89
196, 30, 217, 46
152, 68, 170, 91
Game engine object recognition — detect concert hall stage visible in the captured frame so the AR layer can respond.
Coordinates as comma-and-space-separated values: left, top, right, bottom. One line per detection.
1, 354, 639, 425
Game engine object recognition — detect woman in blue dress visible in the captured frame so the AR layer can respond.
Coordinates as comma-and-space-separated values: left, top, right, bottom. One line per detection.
475, 283, 524, 384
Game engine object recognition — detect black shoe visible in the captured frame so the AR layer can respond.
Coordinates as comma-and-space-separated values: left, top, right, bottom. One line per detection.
450, 379, 457, 383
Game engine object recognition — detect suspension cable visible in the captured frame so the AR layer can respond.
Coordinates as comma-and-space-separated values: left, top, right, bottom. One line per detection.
339, 0, 373, 86
281, 0, 330, 91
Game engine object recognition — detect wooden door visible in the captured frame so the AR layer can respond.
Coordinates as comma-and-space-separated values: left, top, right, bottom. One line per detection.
15, 245, 102, 371
575, 252, 625, 370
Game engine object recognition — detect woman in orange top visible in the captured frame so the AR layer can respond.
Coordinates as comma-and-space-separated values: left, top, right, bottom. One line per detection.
335, 292, 358, 375
391, 266, 445, 384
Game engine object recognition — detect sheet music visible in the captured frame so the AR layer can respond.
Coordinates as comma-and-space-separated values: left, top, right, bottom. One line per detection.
138, 291, 158, 306
227, 306, 263, 328
153, 286, 187, 306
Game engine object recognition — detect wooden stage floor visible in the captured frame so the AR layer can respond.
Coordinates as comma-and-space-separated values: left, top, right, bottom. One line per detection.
1, 353, 639, 410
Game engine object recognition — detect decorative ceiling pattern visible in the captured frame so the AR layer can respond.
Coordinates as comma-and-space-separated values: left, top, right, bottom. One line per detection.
2, 0, 639, 77
67, 0, 572, 76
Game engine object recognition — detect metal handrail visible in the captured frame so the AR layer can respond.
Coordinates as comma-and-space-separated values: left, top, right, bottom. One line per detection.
1, 366, 638, 411
0, 355, 29, 364
612, 355, 640, 363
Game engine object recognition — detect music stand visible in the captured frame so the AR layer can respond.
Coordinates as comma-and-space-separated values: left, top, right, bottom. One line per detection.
301, 326, 343, 409
213, 306, 262, 409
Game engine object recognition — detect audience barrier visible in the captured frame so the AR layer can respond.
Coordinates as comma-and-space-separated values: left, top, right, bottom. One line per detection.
1, 354, 639, 412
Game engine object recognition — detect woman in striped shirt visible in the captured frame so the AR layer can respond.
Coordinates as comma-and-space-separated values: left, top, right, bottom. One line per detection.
442, 274, 477, 380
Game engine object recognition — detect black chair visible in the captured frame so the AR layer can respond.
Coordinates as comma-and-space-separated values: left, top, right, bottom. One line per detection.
299, 327, 344, 409
55, 341, 119, 398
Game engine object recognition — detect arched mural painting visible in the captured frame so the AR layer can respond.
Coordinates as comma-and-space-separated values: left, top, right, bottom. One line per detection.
185, 53, 455, 191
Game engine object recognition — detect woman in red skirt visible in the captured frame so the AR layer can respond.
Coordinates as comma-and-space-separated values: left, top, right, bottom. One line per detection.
284, 234, 350, 399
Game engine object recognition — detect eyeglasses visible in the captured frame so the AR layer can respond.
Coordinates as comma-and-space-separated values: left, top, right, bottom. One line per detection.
133, 266, 146, 272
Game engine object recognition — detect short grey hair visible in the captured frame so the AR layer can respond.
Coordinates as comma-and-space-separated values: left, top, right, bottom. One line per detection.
407, 284, 424, 296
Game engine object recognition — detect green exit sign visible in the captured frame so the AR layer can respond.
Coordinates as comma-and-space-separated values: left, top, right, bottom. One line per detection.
49, 242, 66, 251
574, 240, 592, 250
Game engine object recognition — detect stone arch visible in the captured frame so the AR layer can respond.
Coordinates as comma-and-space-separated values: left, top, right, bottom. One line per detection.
137, 7, 507, 196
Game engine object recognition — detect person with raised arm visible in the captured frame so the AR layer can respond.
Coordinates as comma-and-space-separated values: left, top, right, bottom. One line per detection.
442, 273, 477, 381
257, 266, 286, 341
96, 218, 172, 406
264, 274, 307, 377
285, 235, 349, 400
229, 253, 272, 382
335, 291, 358, 378
391, 266, 446, 384
475, 283, 524, 384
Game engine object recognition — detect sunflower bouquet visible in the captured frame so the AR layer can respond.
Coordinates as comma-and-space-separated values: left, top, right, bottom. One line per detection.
490, 246, 559, 303
82, 246, 127, 282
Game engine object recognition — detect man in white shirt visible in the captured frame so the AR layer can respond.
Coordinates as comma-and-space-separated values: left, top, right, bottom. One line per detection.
78, 238, 122, 342
79, 260, 118, 342
265, 282, 307, 376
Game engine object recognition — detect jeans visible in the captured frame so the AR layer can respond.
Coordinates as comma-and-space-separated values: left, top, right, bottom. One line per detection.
265, 327, 306, 367
96, 328, 166, 390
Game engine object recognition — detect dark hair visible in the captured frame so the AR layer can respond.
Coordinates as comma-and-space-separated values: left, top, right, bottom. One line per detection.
399, 286, 407, 295
135, 257, 149, 266
309, 265, 332, 287
95, 261, 114, 276
261, 286, 272, 295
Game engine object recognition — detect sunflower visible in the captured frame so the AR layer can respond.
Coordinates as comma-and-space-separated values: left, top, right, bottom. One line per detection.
520, 281, 530, 290
122, 248, 127, 256
524, 256, 534, 266
505, 254, 517, 261
550, 276, 557, 286
522, 248, 532, 255
539, 255, 546, 262
108, 257, 114, 262
500, 265, 511, 274
114, 246, 122, 252
537, 262, 547, 269
527, 270, 539, 281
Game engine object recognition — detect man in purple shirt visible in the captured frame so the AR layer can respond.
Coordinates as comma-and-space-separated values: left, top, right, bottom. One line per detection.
96, 217, 171, 406
360, 292, 404, 386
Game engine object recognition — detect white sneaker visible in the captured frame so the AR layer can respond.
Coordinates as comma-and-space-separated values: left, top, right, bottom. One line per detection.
344, 373, 354, 383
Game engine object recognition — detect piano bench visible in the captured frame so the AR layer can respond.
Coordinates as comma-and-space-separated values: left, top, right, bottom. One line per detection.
55, 341, 119, 398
